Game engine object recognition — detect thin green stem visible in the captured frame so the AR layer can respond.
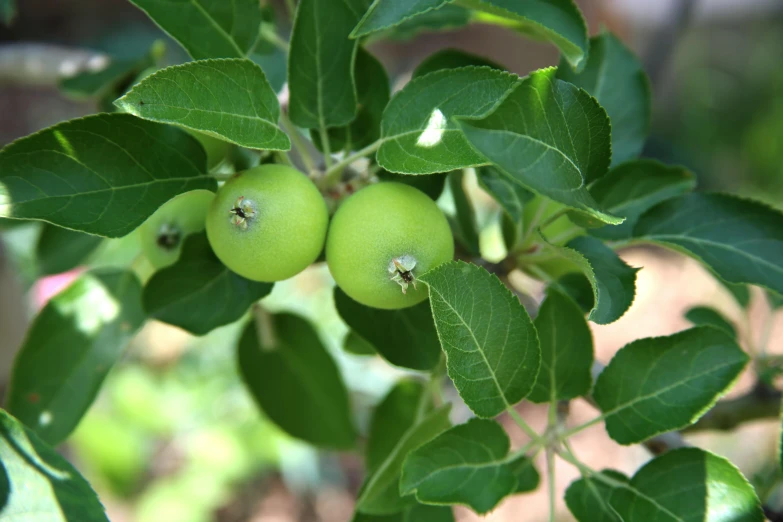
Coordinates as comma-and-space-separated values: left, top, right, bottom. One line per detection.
259, 24, 290, 53
547, 447, 556, 522
507, 407, 545, 446
322, 139, 384, 185
557, 413, 606, 441
276, 150, 293, 167
539, 208, 569, 231
211, 171, 234, 181
522, 199, 551, 244
319, 124, 334, 168
280, 112, 316, 173
526, 263, 554, 284
545, 224, 583, 245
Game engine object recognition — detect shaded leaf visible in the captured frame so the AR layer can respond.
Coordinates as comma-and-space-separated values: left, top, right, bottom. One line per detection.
143, 233, 273, 335
593, 327, 749, 445
413, 48, 503, 79
419, 261, 540, 418
0, 113, 214, 237
550, 272, 593, 314
405, 504, 454, 522
378, 67, 520, 174
610, 448, 763, 521
721, 280, 751, 309
685, 306, 737, 338
509, 455, 540, 494
357, 405, 451, 515
0, 409, 109, 521
313, 48, 390, 152
288, 0, 371, 129
768, 290, 783, 310
250, 46, 288, 94
0, 0, 16, 26
401, 418, 518, 513
383, 4, 469, 40
366, 379, 427, 473
60, 52, 156, 100
129, 0, 262, 59
588, 160, 696, 240
343, 330, 377, 356
448, 171, 480, 255
334, 288, 441, 371
377, 171, 447, 201
477, 166, 533, 223
352, 0, 452, 38
458, 68, 620, 225
633, 193, 783, 295
36, 224, 102, 276
237, 313, 356, 449
116, 59, 289, 151
546, 235, 638, 325
528, 289, 593, 403
7, 270, 144, 445
557, 32, 651, 166
464, 0, 588, 68
565, 470, 628, 522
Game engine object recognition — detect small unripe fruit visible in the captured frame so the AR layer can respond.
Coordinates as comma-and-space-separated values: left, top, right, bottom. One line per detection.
326, 182, 454, 310
141, 189, 215, 269
206, 164, 328, 282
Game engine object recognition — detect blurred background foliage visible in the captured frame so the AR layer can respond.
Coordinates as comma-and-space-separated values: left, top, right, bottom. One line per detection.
1, 0, 783, 521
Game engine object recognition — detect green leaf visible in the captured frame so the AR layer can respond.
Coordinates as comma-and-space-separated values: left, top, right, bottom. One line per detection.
128, 0, 262, 59
313, 48, 390, 152
413, 48, 504, 79
250, 46, 288, 94
565, 470, 628, 522
377, 67, 520, 174
0, 0, 16, 26
458, 68, 620, 225
288, 0, 370, 129
546, 235, 639, 325
0, 113, 215, 237
116, 59, 289, 151
401, 418, 518, 513
60, 53, 156, 100
610, 448, 763, 521
593, 326, 749, 445
357, 405, 451, 515
448, 171, 480, 255
419, 261, 540, 418
550, 272, 593, 314
383, 4, 469, 40
0, 409, 109, 521
366, 379, 427, 474
767, 289, 783, 310
509, 455, 540, 494
588, 160, 696, 240
477, 166, 533, 223
685, 306, 737, 338
36, 224, 102, 276
557, 32, 651, 166
343, 330, 377, 356
334, 288, 441, 371
464, 0, 588, 68
528, 289, 593, 403
633, 193, 783, 295
352, 0, 452, 38
142, 233, 273, 335
352, 504, 454, 522
6, 270, 144, 445
377, 171, 447, 201
722, 280, 751, 309
237, 313, 356, 449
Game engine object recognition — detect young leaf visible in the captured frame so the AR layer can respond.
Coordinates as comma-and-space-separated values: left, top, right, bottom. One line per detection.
129, 0, 262, 59
343, 330, 377, 356
546, 235, 639, 325
400, 418, 518, 513
237, 313, 356, 450
0, 113, 215, 237
142, 233, 273, 336
458, 68, 621, 225
588, 160, 696, 240
633, 193, 783, 295
358, 406, 451, 515
448, 171, 480, 255
377, 67, 520, 174
463, 0, 588, 68
419, 261, 540, 418
6, 269, 144, 445
313, 48, 390, 152
477, 166, 533, 223
288, 0, 371, 129
334, 288, 441, 371
116, 59, 290, 151
685, 306, 737, 338
557, 32, 651, 166
565, 470, 628, 522
528, 289, 593, 403
610, 448, 763, 521
413, 48, 503, 79
36, 224, 102, 276
366, 379, 427, 474
593, 327, 749, 445
0, 409, 109, 521
352, 0, 452, 38
509, 455, 540, 493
